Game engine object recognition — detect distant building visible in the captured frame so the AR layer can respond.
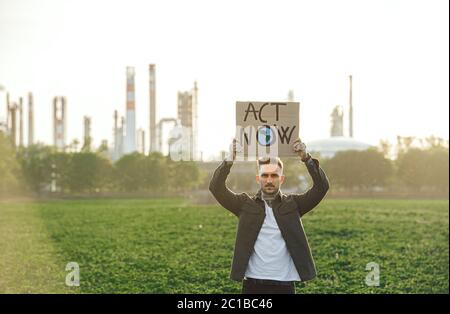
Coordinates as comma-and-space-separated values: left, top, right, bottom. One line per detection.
137, 128, 146, 154
330, 105, 344, 137
307, 75, 372, 158
112, 111, 124, 161
307, 136, 372, 158
177, 82, 198, 160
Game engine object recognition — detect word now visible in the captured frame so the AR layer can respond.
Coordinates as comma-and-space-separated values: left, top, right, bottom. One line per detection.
237, 125, 297, 145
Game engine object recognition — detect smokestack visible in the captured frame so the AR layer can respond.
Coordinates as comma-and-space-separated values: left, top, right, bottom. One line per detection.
124, 66, 136, 154
9, 102, 17, 148
19, 97, 23, 147
6, 92, 10, 133
137, 128, 146, 154
177, 86, 197, 161
192, 81, 198, 161
83, 116, 91, 151
113, 110, 119, 160
149, 64, 156, 153
53, 96, 66, 151
120, 116, 125, 156
287, 90, 294, 102
114, 110, 118, 131
28, 92, 34, 146
349, 75, 353, 138
114, 110, 118, 148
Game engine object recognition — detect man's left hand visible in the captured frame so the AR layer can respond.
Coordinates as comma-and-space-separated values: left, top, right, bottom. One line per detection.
292, 138, 310, 162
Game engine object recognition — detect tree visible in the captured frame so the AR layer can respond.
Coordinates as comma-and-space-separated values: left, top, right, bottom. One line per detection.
397, 147, 449, 193
323, 149, 393, 190
425, 147, 449, 192
69, 138, 80, 153
396, 148, 427, 191
425, 135, 447, 149
144, 152, 169, 191
50, 151, 71, 193
168, 158, 201, 192
96, 141, 108, 154
114, 153, 147, 192
16, 143, 54, 193
0, 131, 22, 196
396, 136, 415, 155
378, 139, 392, 159
66, 152, 113, 193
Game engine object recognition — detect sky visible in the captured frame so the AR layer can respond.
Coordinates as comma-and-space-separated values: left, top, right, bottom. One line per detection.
0, 0, 448, 159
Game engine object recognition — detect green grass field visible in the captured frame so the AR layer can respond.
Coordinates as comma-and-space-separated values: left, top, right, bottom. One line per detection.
0, 198, 448, 293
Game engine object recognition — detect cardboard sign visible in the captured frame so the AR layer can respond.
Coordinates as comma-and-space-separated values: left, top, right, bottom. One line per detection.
236, 101, 299, 159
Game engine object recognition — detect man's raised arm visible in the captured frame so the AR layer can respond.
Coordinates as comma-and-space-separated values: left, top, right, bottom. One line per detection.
291, 138, 330, 217
208, 140, 246, 217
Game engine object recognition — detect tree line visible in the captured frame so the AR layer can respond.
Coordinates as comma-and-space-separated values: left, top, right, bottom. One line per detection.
221, 137, 449, 197
0, 131, 448, 197
0, 131, 202, 196
322, 147, 448, 195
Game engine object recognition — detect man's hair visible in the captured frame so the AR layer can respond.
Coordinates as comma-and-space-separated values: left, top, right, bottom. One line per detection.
256, 156, 284, 173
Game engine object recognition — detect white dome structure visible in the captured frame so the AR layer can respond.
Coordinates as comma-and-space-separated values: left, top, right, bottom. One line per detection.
307, 136, 373, 158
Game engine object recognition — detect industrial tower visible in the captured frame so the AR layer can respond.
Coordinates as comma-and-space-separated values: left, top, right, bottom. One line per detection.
8, 99, 17, 148
83, 116, 92, 151
137, 128, 146, 154
177, 82, 198, 160
113, 110, 123, 160
19, 97, 23, 147
149, 64, 156, 153
349, 75, 353, 138
330, 106, 344, 137
53, 96, 66, 151
124, 66, 136, 154
28, 92, 34, 146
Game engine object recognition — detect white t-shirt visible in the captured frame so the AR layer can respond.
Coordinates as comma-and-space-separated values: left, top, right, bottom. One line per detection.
245, 200, 301, 281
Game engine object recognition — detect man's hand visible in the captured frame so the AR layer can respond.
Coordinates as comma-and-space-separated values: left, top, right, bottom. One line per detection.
292, 138, 310, 162
225, 139, 243, 161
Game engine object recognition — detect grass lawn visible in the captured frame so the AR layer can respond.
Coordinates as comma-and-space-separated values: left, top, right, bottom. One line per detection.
0, 198, 448, 293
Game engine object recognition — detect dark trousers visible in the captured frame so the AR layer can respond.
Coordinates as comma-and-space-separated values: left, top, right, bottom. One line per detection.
241, 278, 296, 294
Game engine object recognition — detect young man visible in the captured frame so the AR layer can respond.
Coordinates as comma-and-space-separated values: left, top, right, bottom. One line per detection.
209, 138, 329, 294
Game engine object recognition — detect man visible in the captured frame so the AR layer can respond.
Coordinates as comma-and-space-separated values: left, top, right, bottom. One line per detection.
209, 138, 329, 294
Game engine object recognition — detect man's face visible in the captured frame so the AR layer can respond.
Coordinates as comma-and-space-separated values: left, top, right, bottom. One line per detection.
256, 164, 285, 195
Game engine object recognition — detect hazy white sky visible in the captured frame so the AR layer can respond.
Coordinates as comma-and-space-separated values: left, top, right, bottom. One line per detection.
0, 0, 448, 159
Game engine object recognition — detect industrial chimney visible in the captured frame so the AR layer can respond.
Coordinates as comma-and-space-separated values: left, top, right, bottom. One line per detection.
349, 75, 353, 138
192, 81, 198, 161
28, 92, 34, 146
53, 96, 66, 151
83, 116, 92, 152
124, 66, 136, 154
149, 64, 156, 153
19, 97, 23, 147
6, 92, 10, 134
9, 101, 17, 148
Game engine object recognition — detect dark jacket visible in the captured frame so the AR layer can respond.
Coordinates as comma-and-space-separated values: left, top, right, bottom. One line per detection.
208, 157, 329, 282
